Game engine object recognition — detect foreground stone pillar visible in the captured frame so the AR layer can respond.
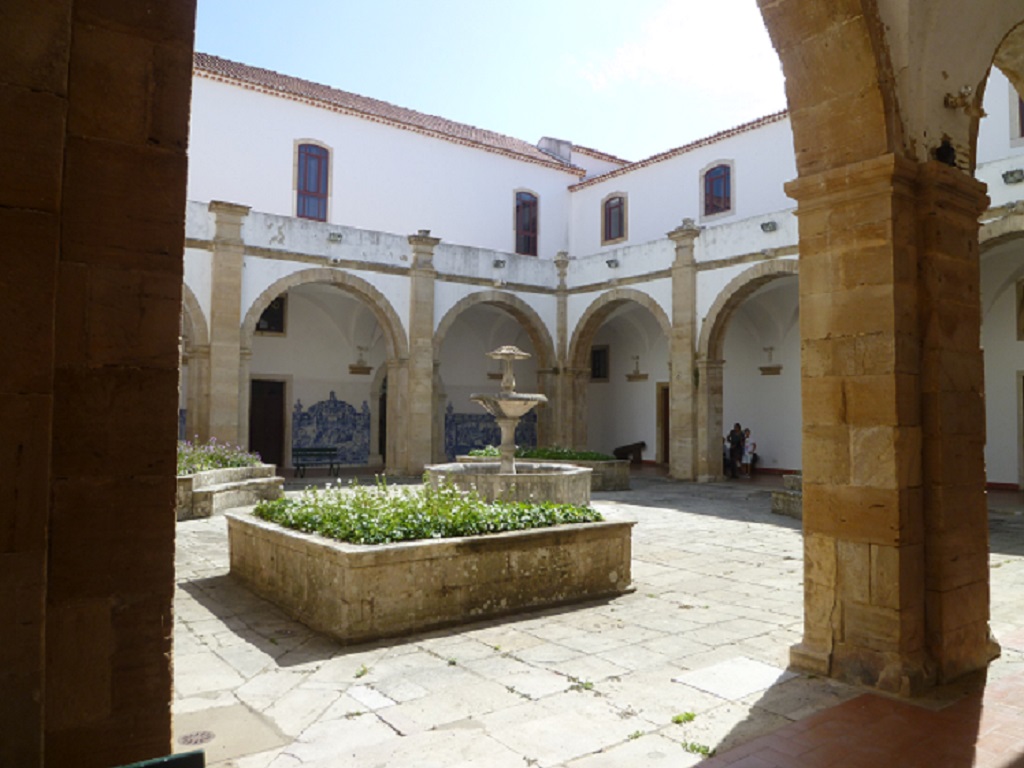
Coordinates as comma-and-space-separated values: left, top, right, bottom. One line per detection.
696, 359, 725, 481
668, 222, 700, 479
404, 230, 439, 473
547, 251, 573, 447
1, 3, 195, 765
789, 154, 993, 694
207, 201, 250, 444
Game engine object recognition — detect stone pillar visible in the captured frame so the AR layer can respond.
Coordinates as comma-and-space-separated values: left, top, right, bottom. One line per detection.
667, 222, 701, 479
385, 358, 407, 472
548, 251, 573, 447
696, 359, 725, 481
569, 368, 591, 449
0, 3, 195, 766
788, 154, 994, 694
207, 201, 249, 445
404, 230, 439, 473
184, 344, 210, 442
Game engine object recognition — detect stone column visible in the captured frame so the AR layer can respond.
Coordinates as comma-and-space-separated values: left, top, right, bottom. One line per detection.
569, 368, 591, 449
207, 201, 250, 445
404, 230, 439, 473
385, 358, 407, 472
696, 359, 725, 481
184, 344, 211, 442
787, 154, 993, 694
548, 251, 572, 447
667, 221, 701, 479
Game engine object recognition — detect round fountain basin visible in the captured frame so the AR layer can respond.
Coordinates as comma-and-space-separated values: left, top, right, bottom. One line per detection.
425, 461, 592, 506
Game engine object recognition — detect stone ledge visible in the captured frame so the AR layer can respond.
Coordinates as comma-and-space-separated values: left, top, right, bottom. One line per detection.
456, 455, 630, 491
226, 510, 635, 644
177, 465, 283, 521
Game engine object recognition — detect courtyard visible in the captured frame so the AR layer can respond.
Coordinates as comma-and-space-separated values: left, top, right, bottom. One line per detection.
173, 475, 1024, 767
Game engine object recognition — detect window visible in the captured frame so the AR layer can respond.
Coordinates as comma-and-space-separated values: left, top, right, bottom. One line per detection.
297, 143, 329, 221
703, 163, 732, 217
591, 345, 609, 382
1018, 96, 1024, 139
515, 191, 538, 256
256, 294, 286, 334
602, 194, 626, 244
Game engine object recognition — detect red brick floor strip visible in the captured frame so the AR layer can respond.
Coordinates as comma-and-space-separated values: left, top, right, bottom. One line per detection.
703, 669, 1024, 767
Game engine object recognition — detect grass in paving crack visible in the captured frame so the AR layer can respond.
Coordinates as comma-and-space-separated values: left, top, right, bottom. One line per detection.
567, 676, 595, 692
254, 477, 602, 545
672, 711, 697, 724
682, 742, 716, 758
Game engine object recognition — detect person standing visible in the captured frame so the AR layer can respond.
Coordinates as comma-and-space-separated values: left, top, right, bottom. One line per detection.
727, 423, 744, 479
742, 428, 755, 478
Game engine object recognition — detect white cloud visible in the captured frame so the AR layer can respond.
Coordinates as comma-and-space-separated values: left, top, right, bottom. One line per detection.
572, 0, 786, 113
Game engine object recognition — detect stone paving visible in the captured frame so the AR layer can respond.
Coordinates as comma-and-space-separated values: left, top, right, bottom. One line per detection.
173, 476, 1024, 767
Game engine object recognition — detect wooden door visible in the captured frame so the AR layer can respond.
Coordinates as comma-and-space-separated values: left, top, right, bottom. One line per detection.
249, 379, 285, 468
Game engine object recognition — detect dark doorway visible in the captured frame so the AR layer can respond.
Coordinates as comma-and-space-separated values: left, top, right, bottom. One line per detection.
249, 379, 285, 468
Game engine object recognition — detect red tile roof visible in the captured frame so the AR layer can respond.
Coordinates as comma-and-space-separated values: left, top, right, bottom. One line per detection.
572, 145, 631, 166
194, 52, 586, 177
569, 110, 790, 191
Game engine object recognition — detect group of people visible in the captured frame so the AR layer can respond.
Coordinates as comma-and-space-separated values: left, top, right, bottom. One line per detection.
724, 423, 756, 479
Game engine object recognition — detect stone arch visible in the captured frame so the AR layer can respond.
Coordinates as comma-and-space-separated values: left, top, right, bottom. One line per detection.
434, 290, 557, 449
179, 283, 210, 441
433, 290, 556, 369
698, 259, 799, 362
566, 288, 671, 453
567, 288, 671, 371
180, 283, 208, 348
240, 267, 407, 360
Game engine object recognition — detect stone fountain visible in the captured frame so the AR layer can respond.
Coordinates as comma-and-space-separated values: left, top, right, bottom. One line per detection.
425, 346, 592, 505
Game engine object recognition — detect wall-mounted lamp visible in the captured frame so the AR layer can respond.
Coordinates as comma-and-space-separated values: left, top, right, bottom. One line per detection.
1004, 169, 1024, 185
760, 221, 778, 232
493, 259, 506, 268
606, 258, 620, 268
327, 232, 344, 243
626, 355, 648, 382
349, 346, 373, 376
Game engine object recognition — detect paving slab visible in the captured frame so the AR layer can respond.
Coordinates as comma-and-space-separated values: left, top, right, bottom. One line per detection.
172, 475, 1024, 767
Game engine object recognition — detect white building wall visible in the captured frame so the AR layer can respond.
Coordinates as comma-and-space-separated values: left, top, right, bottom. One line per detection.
188, 76, 577, 257
568, 118, 797, 256
981, 241, 1024, 485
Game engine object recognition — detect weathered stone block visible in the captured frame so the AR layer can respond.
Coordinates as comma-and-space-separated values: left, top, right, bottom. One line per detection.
837, 540, 870, 603
227, 511, 634, 644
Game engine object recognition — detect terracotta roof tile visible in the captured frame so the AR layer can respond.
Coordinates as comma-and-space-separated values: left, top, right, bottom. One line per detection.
569, 110, 789, 191
572, 145, 631, 166
194, 52, 586, 177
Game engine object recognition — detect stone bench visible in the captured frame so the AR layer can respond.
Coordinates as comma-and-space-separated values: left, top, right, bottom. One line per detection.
292, 446, 340, 477
771, 473, 803, 519
176, 465, 283, 521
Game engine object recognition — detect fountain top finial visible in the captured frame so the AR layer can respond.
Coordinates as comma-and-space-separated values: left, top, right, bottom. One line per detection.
486, 345, 531, 394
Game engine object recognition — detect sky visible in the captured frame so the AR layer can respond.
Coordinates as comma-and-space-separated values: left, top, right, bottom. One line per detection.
194, 0, 788, 162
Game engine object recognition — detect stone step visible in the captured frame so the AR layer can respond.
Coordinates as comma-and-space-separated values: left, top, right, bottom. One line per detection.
783, 473, 803, 492
190, 477, 284, 519
771, 489, 802, 519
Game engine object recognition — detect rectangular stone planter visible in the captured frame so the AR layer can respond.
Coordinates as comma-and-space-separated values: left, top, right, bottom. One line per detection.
456, 455, 630, 491
226, 510, 635, 644
176, 465, 283, 521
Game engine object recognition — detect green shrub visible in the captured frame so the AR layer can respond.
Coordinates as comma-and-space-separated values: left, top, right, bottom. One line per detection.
253, 478, 603, 545
177, 438, 262, 475
466, 445, 615, 461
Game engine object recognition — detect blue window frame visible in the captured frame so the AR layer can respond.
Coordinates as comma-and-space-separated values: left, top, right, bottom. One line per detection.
704, 164, 731, 216
297, 144, 329, 221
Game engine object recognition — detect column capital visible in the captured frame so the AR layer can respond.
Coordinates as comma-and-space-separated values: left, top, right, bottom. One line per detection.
666, 219, 701, 243
408, 229, 441, 268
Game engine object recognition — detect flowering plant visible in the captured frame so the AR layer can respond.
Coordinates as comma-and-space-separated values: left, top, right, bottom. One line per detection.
177, 437, 262, 475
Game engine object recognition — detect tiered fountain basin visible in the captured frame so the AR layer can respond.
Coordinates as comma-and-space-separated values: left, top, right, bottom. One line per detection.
455, 455, 630, 492
425, 461, 592, 505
